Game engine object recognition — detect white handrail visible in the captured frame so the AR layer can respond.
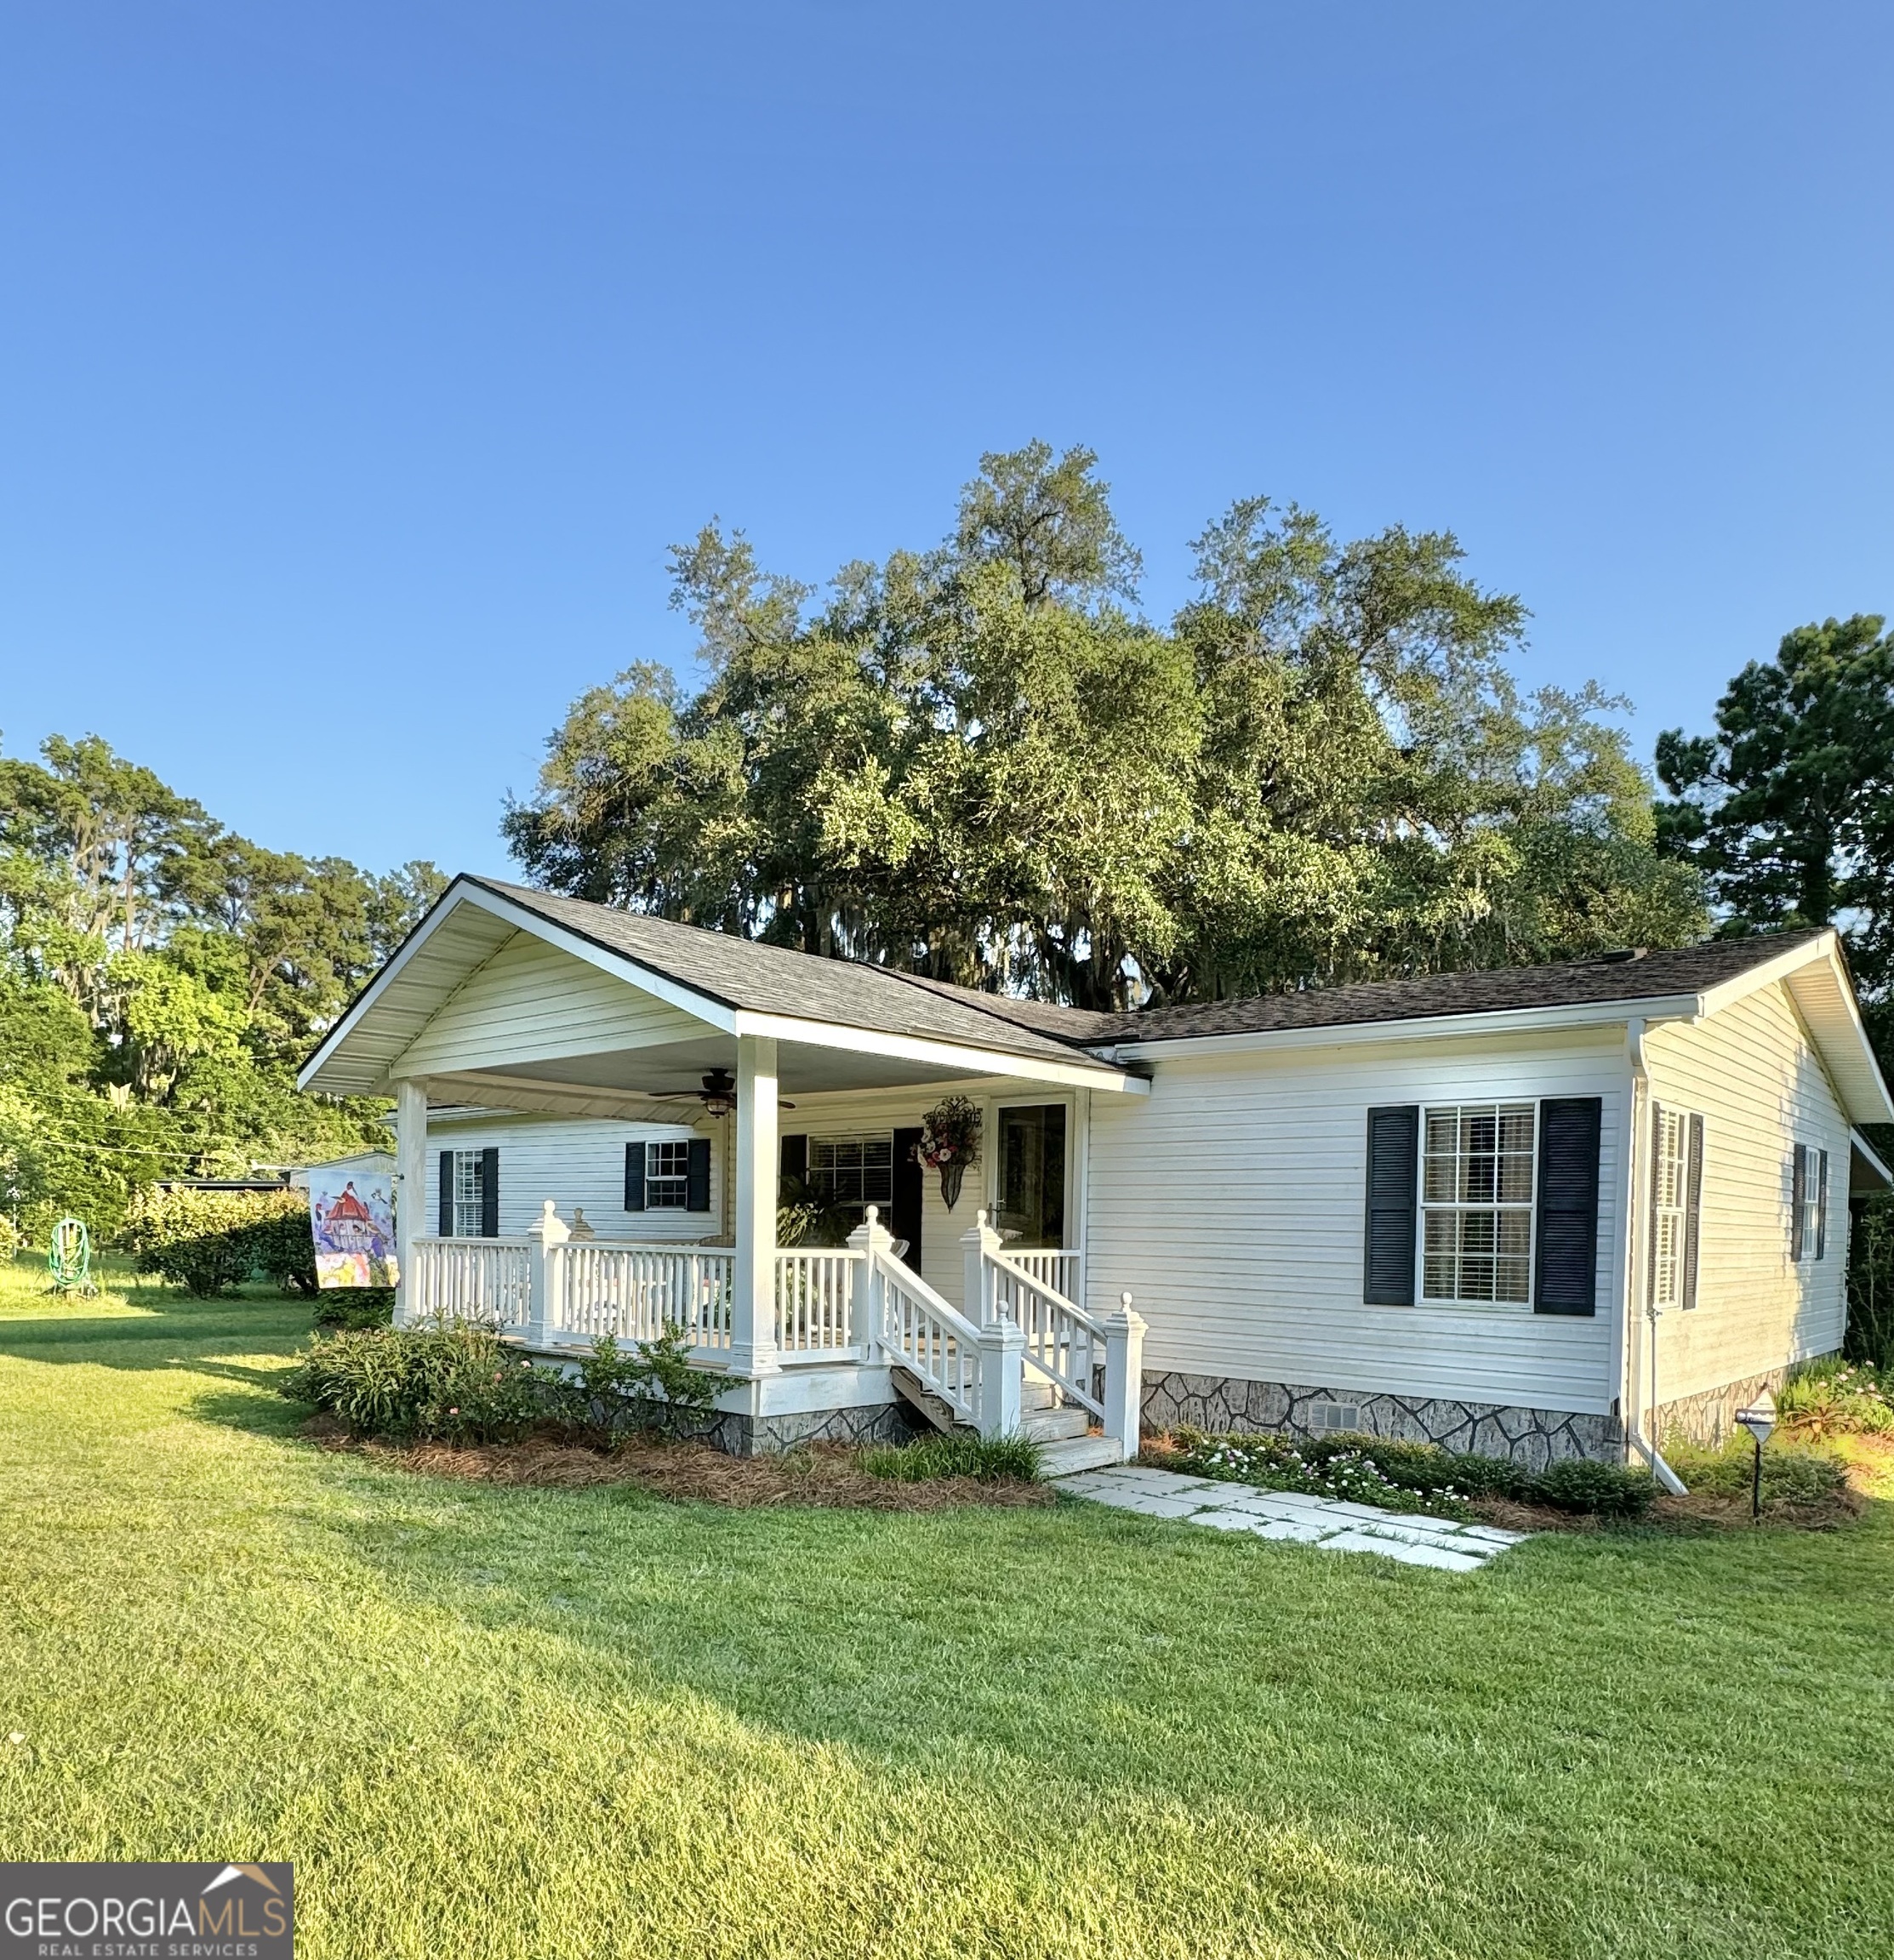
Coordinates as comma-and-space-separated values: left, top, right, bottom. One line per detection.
871, 1246, 984, 1426
1007, 1247, 1084, 1297
410, 1237, 532, 1329
987, 1247, 1105, 1420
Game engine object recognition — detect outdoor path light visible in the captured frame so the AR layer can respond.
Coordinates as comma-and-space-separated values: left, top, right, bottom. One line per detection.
1735, 1388, 1777, 1522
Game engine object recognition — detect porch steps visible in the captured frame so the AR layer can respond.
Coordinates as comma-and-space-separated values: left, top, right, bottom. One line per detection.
1021, 1405, 1091, 1443
890, 1367, 961, 1434
1038, 1434, 1125, 1477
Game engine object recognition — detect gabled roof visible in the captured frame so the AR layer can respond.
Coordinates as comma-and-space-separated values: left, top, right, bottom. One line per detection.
464, 880, 1115, 1072
1092, 933, 1828, 1044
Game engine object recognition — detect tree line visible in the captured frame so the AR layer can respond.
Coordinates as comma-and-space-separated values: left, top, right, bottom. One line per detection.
7, 441, 1891, 1250
0, 734, 441, 1239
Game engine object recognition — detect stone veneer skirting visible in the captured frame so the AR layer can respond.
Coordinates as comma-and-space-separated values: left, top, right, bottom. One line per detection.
1140, 1370, 1623, 1469
698, 1399, 927, 1459
1653, 1365, 1800, 1450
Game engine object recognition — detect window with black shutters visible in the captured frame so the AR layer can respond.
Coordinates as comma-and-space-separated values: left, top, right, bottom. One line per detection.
1421, 1103, 1537, 1304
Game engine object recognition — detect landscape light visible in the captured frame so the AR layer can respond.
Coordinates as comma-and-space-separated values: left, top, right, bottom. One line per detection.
1734, 1389, 1777, 1523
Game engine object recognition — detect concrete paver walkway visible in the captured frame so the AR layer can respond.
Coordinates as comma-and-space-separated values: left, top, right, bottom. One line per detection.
1052, 1463, 1531, 1570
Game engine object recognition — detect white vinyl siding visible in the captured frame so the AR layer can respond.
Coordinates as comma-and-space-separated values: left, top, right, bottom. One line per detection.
395, 930, 709, 1078
1641, 980, 1851, 1398
1085, 1028, 1623, 1415
1421, 1102, 1536, 1305
424, 1115, 717, 1241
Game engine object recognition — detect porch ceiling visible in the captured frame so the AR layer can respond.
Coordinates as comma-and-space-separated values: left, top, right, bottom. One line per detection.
468, 1034, 1004, 1097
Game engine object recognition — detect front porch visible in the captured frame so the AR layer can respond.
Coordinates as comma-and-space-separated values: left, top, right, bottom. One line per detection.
300, 878, 1151, 1461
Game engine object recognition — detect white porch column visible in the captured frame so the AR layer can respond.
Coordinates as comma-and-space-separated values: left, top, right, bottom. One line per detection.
526, 1199, 568, 1348
394, 1078, 427, 1326
1101, 1291, 1148, 1457
730, 1034, 781, 1376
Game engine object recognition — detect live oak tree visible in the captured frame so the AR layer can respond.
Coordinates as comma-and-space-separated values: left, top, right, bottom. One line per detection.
507, 445, 1703, 1010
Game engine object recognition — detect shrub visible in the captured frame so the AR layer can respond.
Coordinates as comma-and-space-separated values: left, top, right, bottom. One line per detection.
280, 1323, 547, 1443
280, 1322, 733, 1447
548, 1330, 733, 1446
863, 1431, 1042, 1483
122, 1186, 313, 1297
313, 1289, 396, 1331
1161, 1426, 1656, 1519
1777, 1359, 1894, 1439
1663, 1434, 1851, 1507
1532, 1456, 1654, 1518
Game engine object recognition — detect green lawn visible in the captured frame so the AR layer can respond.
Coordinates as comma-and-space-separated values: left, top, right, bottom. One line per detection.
1, 1256, 1890, 1959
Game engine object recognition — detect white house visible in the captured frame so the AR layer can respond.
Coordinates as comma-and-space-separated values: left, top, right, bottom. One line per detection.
298, 875, 1893, 1473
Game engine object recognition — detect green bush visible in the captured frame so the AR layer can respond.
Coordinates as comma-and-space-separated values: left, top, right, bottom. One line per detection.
1777, 1358, 1894, 1439
280, 1323, 546, 1443
122, 1185, 313, 1297
1162, 1426, 1656, 1519
862, 1431, 1043, 1483
1532, 1456, 1654, 1518
313, 1289, 396, 1330
550, 1331, 734, 1447
279, 1322, 733, 1447
1663, 1434, 1851, 1507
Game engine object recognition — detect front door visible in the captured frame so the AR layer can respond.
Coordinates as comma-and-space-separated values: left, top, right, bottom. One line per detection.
890, 1125, 923, 1272
994, 1103, 1067, 1247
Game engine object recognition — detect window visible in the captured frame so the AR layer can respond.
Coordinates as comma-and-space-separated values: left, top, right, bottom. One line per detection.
644, 1139, 691, 1210
1793, 1142, 1829, 1262
808, 1135, 893, 1212
451, 1150, 485, 1239
1421, 1103, 1536, 1304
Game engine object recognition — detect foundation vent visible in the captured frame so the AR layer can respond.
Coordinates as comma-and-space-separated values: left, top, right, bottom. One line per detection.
1311, 1401, 1361, 1433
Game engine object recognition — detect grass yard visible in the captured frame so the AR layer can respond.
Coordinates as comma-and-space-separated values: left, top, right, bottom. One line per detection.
1, 1256, 1891, 1959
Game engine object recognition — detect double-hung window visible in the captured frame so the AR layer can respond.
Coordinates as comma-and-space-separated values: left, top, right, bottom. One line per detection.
1792, 1142, 1828, 1262
643, 1139, 691, 1210
1421, 1103, 1537, 1304
451, 1150, 486, 1239
808, 1135, 893, 1215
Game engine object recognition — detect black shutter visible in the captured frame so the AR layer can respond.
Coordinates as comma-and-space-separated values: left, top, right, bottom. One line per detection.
479, 1147, 499, 1239
779, 1133, 807, 1198
687, 1137, 712, 1212
1534, 1097, 1601, 1315
438, 1151, 454, 1237
1363, 1106, 1419, 1305
891, 1125, 924, 1271
1790, 1146, 1806, 1262
1682, 1113, 1704, 1308
1815, 1148, 1829, 1261
625, 1142, 646, 1212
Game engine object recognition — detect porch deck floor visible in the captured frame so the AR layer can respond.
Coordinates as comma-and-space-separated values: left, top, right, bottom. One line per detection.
1049, 1464, 1532, 1570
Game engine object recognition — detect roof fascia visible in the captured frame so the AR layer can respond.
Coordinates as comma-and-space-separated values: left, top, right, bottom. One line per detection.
1090, 994, 1703, 1063
450, 883, 739, 1031
297, 875, 497, 1092
732, 1010, 1147, 1093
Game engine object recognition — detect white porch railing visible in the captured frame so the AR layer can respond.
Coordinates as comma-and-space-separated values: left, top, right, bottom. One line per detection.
547, 1239, 735, 1352
987, 1247, 1105, 1421
408, 1236, 532, 1329
1006, 1247, 1084, 1301
774, 1247, 864, 1355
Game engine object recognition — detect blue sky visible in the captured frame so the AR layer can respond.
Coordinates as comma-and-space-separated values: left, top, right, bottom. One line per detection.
3, 2, 1889, 877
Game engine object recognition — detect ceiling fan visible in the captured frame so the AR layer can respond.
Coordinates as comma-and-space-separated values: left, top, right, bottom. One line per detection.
645, 1068, 795, 1119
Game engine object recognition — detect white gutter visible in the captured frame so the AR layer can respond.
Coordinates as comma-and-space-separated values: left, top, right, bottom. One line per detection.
1621, 1017, 1686, 1496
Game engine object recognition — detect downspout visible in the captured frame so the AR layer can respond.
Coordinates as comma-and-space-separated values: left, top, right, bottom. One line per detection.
1623, 1018, 1686, 1494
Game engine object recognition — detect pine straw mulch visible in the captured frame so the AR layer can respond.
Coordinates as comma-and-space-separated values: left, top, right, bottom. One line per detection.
301, 1416, 1053, 1513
